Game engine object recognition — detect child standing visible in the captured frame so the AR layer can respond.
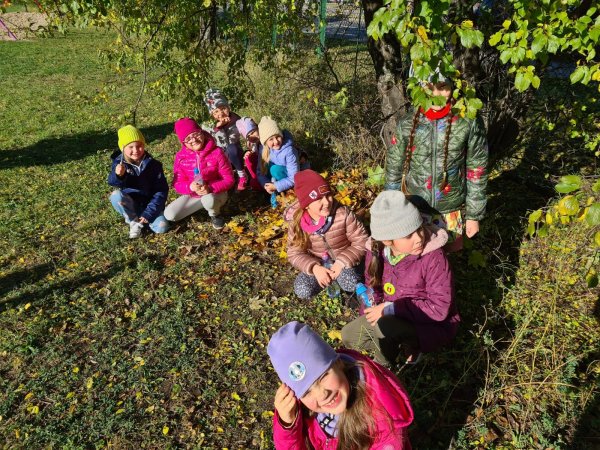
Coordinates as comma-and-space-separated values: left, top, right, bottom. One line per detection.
341, 191, 459, 366
268, 321, 413, 449
235, 116, 262, 191
385, 73, 488, 251
163, 118, 235, 230
287, 170, 368, 300
108, 125, 170, 239
257, 116, 301, 195
204, 88, 247, 191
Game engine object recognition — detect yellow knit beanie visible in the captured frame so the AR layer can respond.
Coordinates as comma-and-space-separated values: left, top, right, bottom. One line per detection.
118, 125, 146, 150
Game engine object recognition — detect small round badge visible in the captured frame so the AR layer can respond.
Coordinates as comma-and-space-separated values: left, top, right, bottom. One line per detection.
288, 361, 306, 382
383, 282, 396, 296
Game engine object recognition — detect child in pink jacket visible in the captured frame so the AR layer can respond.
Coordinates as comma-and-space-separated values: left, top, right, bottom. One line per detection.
163, 118, 235, 230
268, 321, 413, 450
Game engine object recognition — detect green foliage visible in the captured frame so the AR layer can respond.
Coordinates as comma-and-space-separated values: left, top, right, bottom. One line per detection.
39, 0, 320, 117
366, 164, 385, 187
367, 0, 600, 117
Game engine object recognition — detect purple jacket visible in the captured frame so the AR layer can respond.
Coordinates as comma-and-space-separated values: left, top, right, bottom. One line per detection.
172, 134, 235, 196
273, 349, 413, 450
365, 226, 459, 353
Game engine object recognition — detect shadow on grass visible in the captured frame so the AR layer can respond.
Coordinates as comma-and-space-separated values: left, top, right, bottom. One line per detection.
0, 258, 145, 313
571, 295, 600, 449
0, 123, 172, 170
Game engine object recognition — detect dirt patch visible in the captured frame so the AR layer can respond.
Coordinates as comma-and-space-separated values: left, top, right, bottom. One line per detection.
0, 12, 48, 41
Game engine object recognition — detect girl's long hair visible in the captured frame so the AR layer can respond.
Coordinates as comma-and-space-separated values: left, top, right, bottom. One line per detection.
366, 240, 385, 290
289, 206, 310, 250
402, 103, 454, 194
260, 144, 271, 174
304, 358, 391, 450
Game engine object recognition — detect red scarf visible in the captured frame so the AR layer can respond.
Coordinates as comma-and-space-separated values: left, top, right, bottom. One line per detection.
422, 102, 452, 120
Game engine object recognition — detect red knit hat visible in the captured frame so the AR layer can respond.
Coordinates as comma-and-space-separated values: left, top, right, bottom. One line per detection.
294, 170, 332, 209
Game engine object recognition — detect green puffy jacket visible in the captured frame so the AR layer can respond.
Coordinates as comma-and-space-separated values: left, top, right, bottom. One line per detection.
385, 109, 488, 221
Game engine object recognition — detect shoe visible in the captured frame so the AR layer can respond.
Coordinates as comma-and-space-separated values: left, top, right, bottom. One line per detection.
210, 215, 225, 230
404, 352, 423, 365
129, 221, 144, 239
237, 176, 247, 191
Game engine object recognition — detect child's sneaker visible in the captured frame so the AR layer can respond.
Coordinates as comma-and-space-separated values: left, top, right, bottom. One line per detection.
210, 215, 225, 230
237, 176, 247, 191
129, 221, 144, 239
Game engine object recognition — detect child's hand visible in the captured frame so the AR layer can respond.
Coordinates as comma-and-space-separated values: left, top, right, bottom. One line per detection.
264, 183, 277, 194
216, 117, 231, 128
312, 265, 334, 287
330, 261, 344, 279
274, 384, 298, 427
196, 184, 210, 196
465, 219, 479, 238
365, 303, 386, 326
115, 163, 126, 177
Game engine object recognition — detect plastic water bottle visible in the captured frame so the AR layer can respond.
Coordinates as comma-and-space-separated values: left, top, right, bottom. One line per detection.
355, 283, 374, 308
322, 252, 341, 298
270, 177, 278, 209
193, 167, 204, 185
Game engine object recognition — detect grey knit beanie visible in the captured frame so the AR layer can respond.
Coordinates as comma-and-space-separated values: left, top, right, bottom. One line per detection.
370, 191, 423, 241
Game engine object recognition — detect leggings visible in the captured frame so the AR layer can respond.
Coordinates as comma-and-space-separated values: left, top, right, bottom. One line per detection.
163, 192, 228, 222
294, 265, 362, 300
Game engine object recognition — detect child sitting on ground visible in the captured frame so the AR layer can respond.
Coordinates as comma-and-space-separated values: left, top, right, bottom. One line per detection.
341, 190, 459, 366
286, 170, 368, 300
204, 88, 247, 191
108, 125, 170, 239
268, 321, 413, 449
257, 116, 301, 196
163, 118, 235, 230
235, 116, 262, 191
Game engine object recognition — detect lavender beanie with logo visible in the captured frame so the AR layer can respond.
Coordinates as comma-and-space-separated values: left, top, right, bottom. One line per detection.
267, 321, 339, 398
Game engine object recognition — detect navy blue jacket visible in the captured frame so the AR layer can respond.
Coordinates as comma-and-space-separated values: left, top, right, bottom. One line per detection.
107, 151, 169, 223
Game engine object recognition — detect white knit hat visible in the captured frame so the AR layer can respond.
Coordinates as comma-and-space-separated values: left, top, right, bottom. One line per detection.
258, 116, 282, 146
370, 191, 423, 241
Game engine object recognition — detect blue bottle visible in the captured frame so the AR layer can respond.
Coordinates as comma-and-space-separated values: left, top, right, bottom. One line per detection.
322, 252, 341, 298
355, 282, 374, 308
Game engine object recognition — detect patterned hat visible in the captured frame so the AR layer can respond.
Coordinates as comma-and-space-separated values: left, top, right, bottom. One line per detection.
204, 88, 229, 113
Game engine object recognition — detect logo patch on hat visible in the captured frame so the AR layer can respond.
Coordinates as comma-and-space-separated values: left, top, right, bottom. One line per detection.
308, 190, 318, 200
317, 185, 329, 194
288, 361, 306, 381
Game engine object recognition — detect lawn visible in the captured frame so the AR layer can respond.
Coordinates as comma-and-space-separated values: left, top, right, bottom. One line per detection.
1, 27, 599, 449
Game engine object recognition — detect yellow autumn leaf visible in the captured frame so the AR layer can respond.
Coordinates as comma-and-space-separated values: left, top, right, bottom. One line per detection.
328, 330, 342, 341
217, 427, 224, 433
262, 410, 275, 419
279, 248, 287, 259
162, 425, 169, 435
24, 303, 31, 310
27, 405, 39, 415
417, 25, 428, 41
86, 378, 93, 389
115, 408, 125, 415
231, 392, 241, 401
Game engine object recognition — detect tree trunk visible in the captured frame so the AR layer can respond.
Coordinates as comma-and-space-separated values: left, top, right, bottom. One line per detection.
362, 0, 411, 148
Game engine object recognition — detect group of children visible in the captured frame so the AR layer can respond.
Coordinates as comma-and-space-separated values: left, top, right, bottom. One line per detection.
267, 72, 487, 448
107, 72, 488, 448
108, 88, 308, 235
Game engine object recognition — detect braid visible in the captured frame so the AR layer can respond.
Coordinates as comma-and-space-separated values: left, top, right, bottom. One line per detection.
367, 240, 385, 290
401, 109, 421, 194
439, 109, 454, 191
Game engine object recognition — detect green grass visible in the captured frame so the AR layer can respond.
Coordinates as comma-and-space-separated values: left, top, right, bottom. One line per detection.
1, 26, 599, 449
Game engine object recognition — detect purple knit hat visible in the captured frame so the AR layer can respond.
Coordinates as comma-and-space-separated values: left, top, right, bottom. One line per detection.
235, 117, 258, 139
267, 321, 339, 398
174, 117, 203, 143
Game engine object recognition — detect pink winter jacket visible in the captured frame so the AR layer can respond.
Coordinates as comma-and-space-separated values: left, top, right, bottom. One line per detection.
272, 349, 413, 450
286, 202, 369, 274
171, 134, 235, 197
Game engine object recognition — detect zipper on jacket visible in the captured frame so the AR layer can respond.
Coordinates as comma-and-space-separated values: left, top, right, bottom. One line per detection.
431, 119, 438, 208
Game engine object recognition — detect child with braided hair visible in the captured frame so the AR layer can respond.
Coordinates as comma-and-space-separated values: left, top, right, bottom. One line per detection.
385, 74, 488, 251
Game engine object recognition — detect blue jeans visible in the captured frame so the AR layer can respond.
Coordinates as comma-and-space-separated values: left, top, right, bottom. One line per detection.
109, 190, 170, 234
